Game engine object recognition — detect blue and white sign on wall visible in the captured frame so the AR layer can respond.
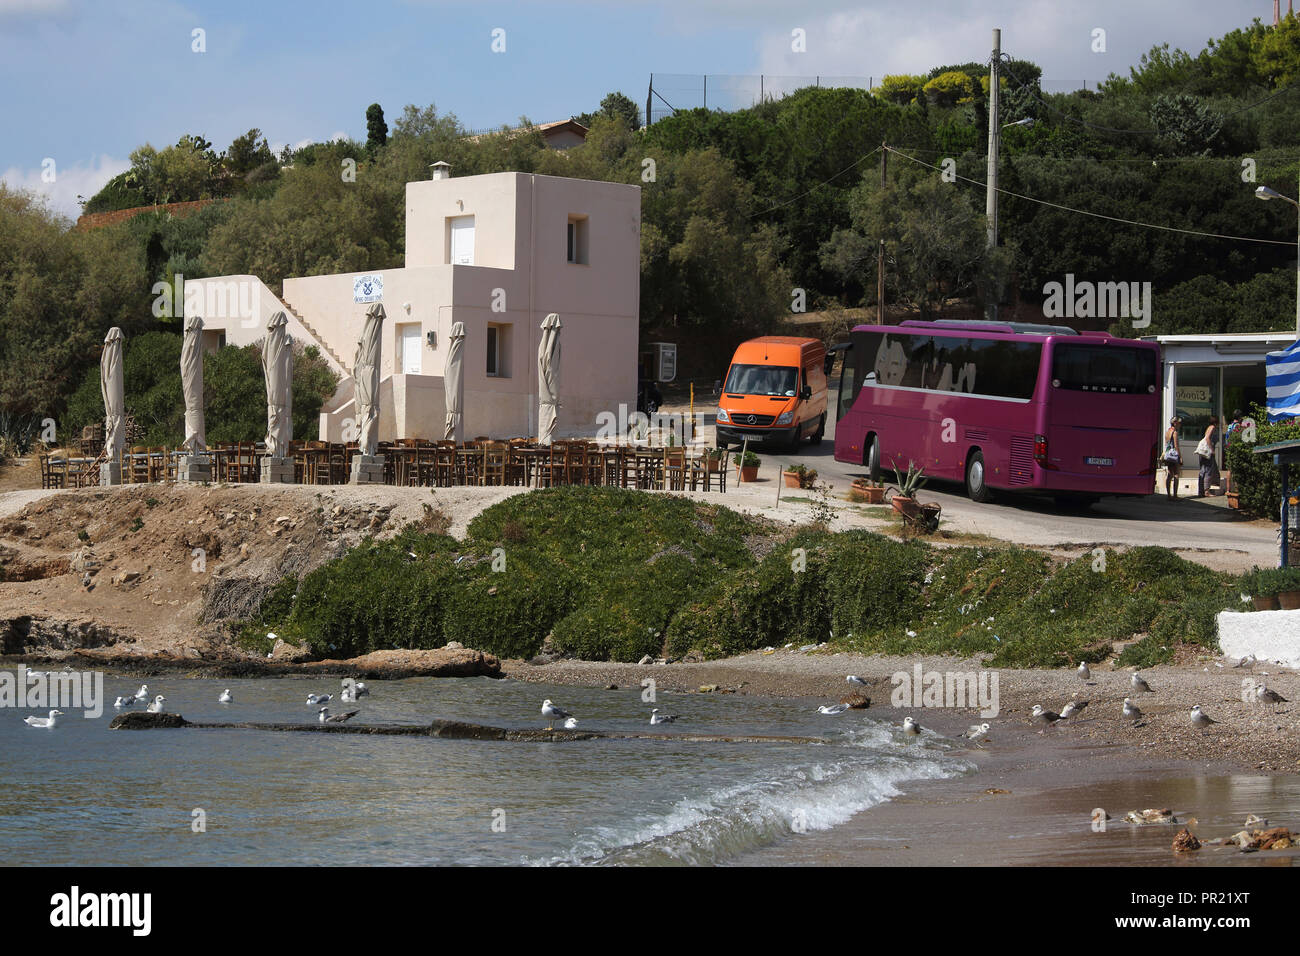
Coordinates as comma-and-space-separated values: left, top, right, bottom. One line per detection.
353, 274, 383, 303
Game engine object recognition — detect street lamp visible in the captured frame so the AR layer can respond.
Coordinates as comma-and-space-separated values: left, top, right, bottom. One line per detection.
1254, 181, 1300, 335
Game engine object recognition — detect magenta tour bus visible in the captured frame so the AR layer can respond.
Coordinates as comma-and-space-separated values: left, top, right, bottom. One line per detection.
833, 320, 1162, 506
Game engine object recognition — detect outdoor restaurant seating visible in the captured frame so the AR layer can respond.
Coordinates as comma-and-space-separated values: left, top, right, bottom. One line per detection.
32, 437, 728, 492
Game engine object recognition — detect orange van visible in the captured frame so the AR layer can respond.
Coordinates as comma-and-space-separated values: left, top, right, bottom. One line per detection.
715, 336, 828, 450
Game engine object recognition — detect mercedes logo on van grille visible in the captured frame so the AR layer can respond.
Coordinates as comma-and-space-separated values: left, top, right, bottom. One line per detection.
746, 415, 756, 424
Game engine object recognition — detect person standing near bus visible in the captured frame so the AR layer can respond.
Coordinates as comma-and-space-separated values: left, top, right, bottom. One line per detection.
1163, 417, 1182, 500
1195, 420, 1220, 497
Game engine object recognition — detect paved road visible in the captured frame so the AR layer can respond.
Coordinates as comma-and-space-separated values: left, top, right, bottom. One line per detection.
712, 408, 1279, 570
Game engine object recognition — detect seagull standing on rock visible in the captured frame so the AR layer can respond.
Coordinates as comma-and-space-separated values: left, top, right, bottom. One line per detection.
146, 695, 166, 713
1255, 685, 1288, 711
319, 707, 358, 723
846, 675, 868, 687
131, 684, 149, 704
542, 699, 573, 730
562, 717, 579, 729
1131, 673, 1153, 694
902, 716, 921, 736
23, 709, 63, 728
1122, 697, 1142, 721
962, 723, 991, 741
1190, 705, 1218, 733
1077, 662, 1090, 682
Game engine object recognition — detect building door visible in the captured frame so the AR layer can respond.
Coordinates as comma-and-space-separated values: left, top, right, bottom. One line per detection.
450, 216, 475, 265
401, 324, 422, 375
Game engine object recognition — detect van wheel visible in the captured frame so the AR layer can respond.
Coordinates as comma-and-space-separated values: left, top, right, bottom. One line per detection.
867, 435, 882, 483
810, 414, 825, 446
965, 451, 991, 503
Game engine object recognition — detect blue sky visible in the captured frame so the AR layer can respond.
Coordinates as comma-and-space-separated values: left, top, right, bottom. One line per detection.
0, 0, 1275, 218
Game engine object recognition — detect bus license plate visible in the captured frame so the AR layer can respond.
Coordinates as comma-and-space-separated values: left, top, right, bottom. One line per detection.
1085, 456, 1114, 466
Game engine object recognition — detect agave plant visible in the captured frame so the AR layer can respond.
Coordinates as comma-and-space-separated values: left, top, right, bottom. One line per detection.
890, 460, 928, 498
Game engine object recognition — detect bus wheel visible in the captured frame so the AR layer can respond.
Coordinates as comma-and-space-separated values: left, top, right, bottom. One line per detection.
965, 451, 991, 503
867, 435, 882, 483
810, 414, 825, 446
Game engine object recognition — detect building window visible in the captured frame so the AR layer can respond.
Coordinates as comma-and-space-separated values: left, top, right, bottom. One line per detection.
448, 215, 475, 265
487, 323, 511, 377
567, 215, 589, 264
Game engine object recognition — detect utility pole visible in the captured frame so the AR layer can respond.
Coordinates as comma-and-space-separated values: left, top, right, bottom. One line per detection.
986, 28, 1001, 322
879, 142, 887, 325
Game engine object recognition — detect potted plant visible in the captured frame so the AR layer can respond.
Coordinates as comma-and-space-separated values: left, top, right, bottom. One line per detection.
703, 447, 725, 472
733, 449, 760, 482
1256, 566, 1300, 610
1242, 568, 1277, 611
849, 476, 886, 504
782, 463, 818, 488
887, 461, 928, 520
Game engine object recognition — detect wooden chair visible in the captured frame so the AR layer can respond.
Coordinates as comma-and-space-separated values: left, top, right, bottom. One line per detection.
434, 441, 458, 487
482, 442, 508, 486
664, 447, 688, 491
147, 446, 167, 482
223, 442, 254, 483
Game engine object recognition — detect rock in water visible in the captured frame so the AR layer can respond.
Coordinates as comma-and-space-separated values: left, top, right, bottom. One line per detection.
1172, 828, 1201, 853
110, 711, 189, 730
839, 693, 870, 709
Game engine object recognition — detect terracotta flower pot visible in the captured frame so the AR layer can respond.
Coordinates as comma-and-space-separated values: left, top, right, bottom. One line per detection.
1278, 590, 1300, 611
782, 471, 802, 488
892, 495, 920, 519
863, 486, 885, 504
1252, 595, 1281, 611
1227, 492, 1240, 509
737, 465, 758, 482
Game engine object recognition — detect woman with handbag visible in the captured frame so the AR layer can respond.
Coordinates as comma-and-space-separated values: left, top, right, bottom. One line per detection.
1163, 417, 1182, 500
1195, 421, 1219, 497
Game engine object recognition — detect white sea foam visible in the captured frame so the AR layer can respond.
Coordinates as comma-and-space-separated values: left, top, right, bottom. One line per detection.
528, 723, 972, 866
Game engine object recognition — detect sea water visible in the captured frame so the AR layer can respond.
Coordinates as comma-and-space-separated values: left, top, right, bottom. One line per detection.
0, 676, 970, 866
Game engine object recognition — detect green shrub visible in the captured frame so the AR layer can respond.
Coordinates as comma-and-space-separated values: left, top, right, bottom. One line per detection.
441, 559, 576, 660
826, 531, 930, 640
1252, 565, 1300, 596
1226, 403, 1300, 518
287, 537, 459, 657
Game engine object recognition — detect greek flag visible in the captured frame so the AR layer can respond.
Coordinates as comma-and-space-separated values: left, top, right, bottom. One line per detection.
1266, 339, 1300, 422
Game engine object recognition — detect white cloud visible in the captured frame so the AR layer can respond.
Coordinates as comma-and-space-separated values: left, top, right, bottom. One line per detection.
0, 154, 130, 222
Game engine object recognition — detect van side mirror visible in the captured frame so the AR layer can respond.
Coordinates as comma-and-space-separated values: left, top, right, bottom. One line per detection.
801, 385, 812, 401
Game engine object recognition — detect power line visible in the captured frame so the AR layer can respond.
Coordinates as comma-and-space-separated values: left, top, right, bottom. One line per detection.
748, 146, 881, 218
883, 144, 1295, 247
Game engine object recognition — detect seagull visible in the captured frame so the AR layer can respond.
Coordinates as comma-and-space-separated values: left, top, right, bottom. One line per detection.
340, 687, 356, 703
23, 709, 63, 728
319, 707, 358, 723
562, 717, 579, 729
816, 703, 851, 715
961, 722, 991, 740
1031, 704, 1061, 725
1077, 662, 1090, 682
1189, 705, 1217, 733
130, 684, 149, 704
902, 716, 921, 736
846, 675, 869, 687
217, 689, 233, 704
650, 708, 679, 724
1122, 697, 1142, 721
113, 696, 134, 708
1131, 673, 1153, 694
306, 694, 332, 706
354, 682, 370, 698
1255, 684, 1289, 710
146, 695, 166, 713
542, 699, 573, 729
1059, 699, 1090, 720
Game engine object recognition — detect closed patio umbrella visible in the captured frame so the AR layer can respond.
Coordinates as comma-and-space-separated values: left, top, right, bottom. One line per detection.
444, 321, 465, 443
537, 313, 561, 444
101, 327, 125, 465
261, 311, 293, 458
181, 315, 206, 453
354, 303, 384, 456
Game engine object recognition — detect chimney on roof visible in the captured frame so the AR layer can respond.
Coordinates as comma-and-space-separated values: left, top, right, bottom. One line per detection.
430, 161, 452, 181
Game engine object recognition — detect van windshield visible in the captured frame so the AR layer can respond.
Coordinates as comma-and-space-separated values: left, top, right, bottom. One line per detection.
724, 364, 798, 397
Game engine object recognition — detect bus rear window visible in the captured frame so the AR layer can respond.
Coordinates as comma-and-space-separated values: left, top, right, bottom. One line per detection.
1051, 345, 1156, 394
